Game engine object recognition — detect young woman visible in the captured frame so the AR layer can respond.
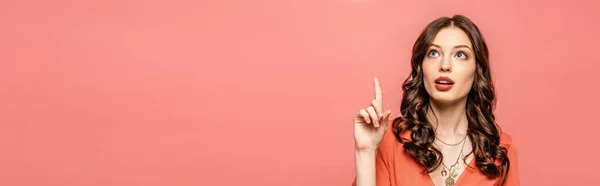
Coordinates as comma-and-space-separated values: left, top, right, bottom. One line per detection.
352, 15, 520, 186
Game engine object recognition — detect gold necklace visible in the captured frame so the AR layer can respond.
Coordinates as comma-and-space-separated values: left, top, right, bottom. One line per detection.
435, 134, 467, 146
439, 137, 467, 186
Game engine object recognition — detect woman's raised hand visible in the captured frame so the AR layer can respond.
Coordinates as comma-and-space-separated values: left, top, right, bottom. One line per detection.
353, 77, 392, 152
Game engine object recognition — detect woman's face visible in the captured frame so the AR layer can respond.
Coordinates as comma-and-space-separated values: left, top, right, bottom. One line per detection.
422, 27, 476, 105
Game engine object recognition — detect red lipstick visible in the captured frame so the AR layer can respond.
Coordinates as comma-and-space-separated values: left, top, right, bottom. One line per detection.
434, 76, 454, 91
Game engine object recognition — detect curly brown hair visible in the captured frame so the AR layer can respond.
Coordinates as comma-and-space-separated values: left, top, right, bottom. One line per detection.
391, 15, 510, 184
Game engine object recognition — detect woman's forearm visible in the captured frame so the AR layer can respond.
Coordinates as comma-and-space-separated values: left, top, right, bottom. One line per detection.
354, 149, 377, 186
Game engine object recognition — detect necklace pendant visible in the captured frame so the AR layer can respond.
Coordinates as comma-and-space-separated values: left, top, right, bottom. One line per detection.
441, 169, 447, 176
445, 177, 455, 186
451, 172, 458, 178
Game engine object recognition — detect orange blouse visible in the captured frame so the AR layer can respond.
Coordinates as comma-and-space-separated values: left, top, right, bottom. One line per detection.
352, 124, 520, 186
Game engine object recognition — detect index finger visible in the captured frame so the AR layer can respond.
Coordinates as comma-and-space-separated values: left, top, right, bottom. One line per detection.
374, 77, 382, 103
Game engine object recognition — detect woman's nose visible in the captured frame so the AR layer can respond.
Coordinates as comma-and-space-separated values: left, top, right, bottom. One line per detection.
439, 58, 452, 72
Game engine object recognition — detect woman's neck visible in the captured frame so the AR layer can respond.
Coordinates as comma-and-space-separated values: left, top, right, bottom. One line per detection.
427, 98, 468, 137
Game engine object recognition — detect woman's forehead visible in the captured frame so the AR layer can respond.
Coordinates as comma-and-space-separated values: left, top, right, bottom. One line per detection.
430, 27, 473, 49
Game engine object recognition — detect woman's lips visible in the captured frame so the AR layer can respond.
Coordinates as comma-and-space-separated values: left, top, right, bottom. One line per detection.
434, 76, 454, 91
435, 83, 453, 91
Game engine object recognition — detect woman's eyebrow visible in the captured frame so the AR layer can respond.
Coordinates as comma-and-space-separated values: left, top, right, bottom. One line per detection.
430, 44, 472, 51
453, 45, 472, 51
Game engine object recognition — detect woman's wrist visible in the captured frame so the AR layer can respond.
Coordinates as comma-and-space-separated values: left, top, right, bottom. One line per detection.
355, 146, 378, 154
354, 147, 377, 186
355, 148, 377, 159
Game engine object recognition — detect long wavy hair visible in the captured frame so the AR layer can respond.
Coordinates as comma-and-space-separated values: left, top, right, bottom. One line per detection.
391, 15, 510, 184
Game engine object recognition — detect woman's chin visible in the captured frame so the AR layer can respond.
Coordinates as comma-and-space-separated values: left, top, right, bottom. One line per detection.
429, 94, 464, 106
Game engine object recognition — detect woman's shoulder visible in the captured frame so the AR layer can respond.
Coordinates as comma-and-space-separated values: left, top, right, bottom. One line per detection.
380, 118, 411, 144
499, 131, 518, 154
380, 119, 517, 150
377, 119, 414, 159
377, 119, 409, 155
379, 123, 401, 151
375, 120, 414, 168
499, 131, 516, 147
384, 120, 516, 149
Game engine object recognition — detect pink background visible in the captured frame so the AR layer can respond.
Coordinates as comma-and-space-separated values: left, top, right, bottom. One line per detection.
1, 0, 599, 185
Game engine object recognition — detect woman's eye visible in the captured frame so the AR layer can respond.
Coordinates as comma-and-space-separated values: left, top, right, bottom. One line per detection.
455, 52, 467, 59
428, 50, 439, 57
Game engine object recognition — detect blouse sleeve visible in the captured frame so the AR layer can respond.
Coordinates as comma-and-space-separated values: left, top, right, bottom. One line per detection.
503, 139, 521, 186
375, 146, 392, 186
